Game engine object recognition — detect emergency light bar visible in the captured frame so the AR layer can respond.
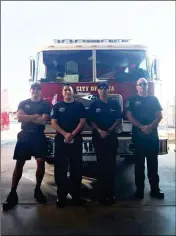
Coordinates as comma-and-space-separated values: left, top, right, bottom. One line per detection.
53, 39, 131, 44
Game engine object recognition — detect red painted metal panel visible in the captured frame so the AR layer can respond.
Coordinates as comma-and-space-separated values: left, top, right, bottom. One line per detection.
40, 81, 154, 119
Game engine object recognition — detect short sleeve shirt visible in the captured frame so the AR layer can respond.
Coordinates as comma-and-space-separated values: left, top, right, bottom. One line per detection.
126, 95, 162, 136
51, 101, 86, 133
18, 99, 51, 132
89, 98, 122, 131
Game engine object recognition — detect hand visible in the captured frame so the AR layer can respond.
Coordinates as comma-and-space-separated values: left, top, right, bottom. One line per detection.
139, 124, 145, 130
141, 125, 153, 135
64, 133, 73, 143
34, 114, 42, 119
98, 129, 109, 139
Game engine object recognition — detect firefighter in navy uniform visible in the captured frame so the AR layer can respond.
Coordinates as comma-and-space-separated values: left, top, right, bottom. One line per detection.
89, 83, 122, 205
51, 84, 86, 208
3, 83, 51, 211
126, 78, 164, 199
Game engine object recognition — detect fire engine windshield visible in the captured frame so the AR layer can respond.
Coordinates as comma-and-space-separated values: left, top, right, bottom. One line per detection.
96, 50, 150, 81
42, 50, 93, 82
40, 49, 150, 83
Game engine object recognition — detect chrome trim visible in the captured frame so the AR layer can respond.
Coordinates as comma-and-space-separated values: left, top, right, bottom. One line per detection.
92, 50, 96, 82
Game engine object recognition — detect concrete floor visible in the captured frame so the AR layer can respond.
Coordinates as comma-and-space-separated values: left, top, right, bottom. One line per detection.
1, 127, 176, 235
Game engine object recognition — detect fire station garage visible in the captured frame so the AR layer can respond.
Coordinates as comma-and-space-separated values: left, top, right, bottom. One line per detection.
1, 123, 175, 235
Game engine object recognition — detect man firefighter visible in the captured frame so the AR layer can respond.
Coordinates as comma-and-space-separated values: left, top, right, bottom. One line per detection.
126, 78, 164, 199
51, 83, 86, 208
3, 83, 51, 211
89, 82, 122, 205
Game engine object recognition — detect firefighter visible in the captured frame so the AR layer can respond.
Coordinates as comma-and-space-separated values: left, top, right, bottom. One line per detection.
126, 78, 164, 199
51, 83, 86, 208
3, 83, 51, 211
89, 82, 122, 205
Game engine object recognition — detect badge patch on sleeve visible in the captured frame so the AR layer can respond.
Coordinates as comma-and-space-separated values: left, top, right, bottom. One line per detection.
126, 101, 130, 108
50, 109, 54, 116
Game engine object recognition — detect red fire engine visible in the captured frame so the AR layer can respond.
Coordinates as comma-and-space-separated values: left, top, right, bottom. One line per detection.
29, 39, 168, 175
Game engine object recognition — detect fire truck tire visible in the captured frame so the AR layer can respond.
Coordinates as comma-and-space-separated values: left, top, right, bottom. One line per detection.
123, 155, 135, 165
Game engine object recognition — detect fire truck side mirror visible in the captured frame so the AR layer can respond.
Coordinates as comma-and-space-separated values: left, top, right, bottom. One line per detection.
29, 59, 35, 81
152, 57, 160, 80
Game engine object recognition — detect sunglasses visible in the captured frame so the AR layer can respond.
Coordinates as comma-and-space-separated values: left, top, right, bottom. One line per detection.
31, 88, 41, 91
99, 87, 108, 90
137, 83, 148, 87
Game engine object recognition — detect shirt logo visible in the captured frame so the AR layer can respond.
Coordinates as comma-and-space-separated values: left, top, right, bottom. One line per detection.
126, 101, 130, 108
96, 108, 101, 113
59, 107, 65, 112
135, 101, 142, 106
25, 104, 30, 108
110, 109, 116, 112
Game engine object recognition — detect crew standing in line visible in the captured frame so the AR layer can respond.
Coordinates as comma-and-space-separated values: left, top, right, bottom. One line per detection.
89, 82, 122, 205
3, 83, 51, 211
126, 78, 164, 199
51, 83, 86, 208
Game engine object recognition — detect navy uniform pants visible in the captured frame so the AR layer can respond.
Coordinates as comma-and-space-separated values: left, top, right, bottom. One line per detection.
92, 131, 118, 200
54, 134, 83, 201
133, 134, 160, 192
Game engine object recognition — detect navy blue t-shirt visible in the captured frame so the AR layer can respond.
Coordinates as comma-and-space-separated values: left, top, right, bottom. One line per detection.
51, 101, 86, 133
18, 99, 51, 132
89, 98, 122, 131
126, 95, 162, 137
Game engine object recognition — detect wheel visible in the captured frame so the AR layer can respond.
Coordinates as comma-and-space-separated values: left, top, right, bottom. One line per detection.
123, 155, 135, 165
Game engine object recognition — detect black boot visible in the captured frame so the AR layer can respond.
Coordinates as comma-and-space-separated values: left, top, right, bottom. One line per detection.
56, 198, 67, 208
72, 197, 86, 206
106, 197, 116, 205
34, 188, 47, 204
134, 189, 144, 199
150, 189, 164, 199
3, 191, 18, 211
98, 196, 108, 205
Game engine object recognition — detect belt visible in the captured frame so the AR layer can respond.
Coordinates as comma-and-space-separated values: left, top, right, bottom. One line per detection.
22, 130, 43, 133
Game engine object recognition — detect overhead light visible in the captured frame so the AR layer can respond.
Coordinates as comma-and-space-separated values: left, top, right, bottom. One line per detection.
52, 39, 131, 44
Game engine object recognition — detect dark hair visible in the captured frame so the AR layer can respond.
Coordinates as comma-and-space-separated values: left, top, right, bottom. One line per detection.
62, 83, 76, 93
62, 83, 73, 88
30, 82, 41, 90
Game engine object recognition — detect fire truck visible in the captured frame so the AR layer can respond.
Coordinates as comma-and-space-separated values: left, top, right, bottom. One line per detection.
1, 89, 10, 131
29, 39, 168, 175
